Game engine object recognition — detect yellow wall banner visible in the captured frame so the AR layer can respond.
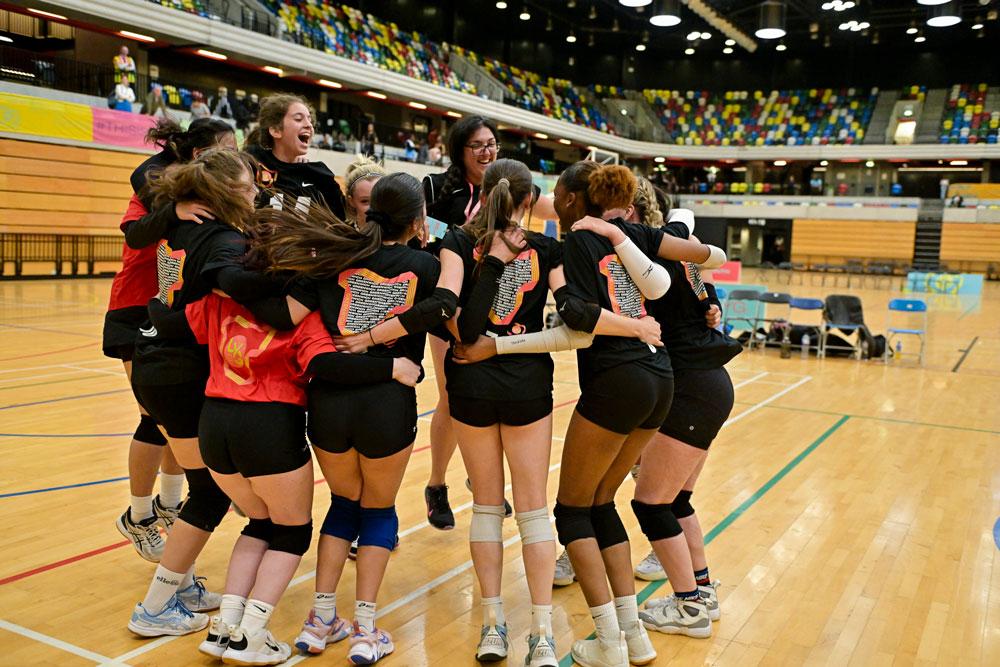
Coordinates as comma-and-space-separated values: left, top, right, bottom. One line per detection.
0, 92, 93, 142
948, 183, 1000, 200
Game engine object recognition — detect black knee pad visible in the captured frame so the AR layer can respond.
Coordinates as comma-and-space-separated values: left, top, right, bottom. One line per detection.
177, 467, 230, 532
672, 490, 695, 519
591, 502, 629, 549
631, 499, 682, 541
269, 521, 313, 556
135, 414, 167, 446
241, 518, 274, 542
320, 494, 362, 541
553, 502, 595, 546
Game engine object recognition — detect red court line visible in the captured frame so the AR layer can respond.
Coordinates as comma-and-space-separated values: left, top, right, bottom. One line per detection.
0, 342, 95, 363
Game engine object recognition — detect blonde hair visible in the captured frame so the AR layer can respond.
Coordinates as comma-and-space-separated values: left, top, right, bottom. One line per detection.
343, 155, 386, 225
633, 176, 663, 228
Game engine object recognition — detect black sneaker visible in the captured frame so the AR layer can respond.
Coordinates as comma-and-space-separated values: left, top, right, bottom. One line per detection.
465, 478, 513, 518
424, 485, 455, 530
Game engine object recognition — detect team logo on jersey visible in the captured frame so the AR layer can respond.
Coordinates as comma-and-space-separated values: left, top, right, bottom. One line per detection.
257, 165, 277, 189
219, 315, 276, 386
155, 240, 186, 306
336, 269, 418, 335
599, 253, 646, 318
469, 247, 539, 327
684, 262, 709, 301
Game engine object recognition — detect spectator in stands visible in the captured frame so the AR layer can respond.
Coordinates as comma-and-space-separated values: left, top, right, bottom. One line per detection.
234, 91, 252, 131
939, 177, 950, 200
417, 136, 429, 164
189, 91, 211, 120
211, 86, 234, 120
113, 73, 136, 112
404, 134, 418, 162
331, 133, 347, 152
244, 93, 261, 131
143, 83, 171, 119
113, 45, 136, 84
361, 122, 378, 157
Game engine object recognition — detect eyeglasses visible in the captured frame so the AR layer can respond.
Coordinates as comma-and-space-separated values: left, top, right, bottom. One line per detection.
465, 141, 500, 154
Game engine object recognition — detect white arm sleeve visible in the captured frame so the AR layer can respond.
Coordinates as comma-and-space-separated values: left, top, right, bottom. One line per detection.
668, 208, 695, 235
614, 237, 671, 300
698, 245, 727, 269
494, 326, 595, 355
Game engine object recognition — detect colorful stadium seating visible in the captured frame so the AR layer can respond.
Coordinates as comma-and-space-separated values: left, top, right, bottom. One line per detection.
940, 83, 999, 145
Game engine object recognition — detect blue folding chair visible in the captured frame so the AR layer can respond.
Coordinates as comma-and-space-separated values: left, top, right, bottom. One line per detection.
790, 297, 824, 355
885, 298, 928, 365
715, 286, 728, 301
722, 290, 761, 345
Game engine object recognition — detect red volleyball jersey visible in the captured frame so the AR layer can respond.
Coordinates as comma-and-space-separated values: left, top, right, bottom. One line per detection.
185, 293, 335, 405
107, 195, 159, 311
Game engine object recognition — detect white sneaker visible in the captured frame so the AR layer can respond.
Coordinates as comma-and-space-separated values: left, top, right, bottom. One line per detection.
645, 581, 721, 622
629, 464, 640, 480
525, 632, 557, 666
152, 495, 181, 530
553, 549, 576, 587
128, 595, 209, 637
633, 552, 666, 581
294, 610, 351, 654
116, 508, 164, 562
347, 622, 394, 664
570, 633, 628, 667
199, 615, 230, 658
622, 622, 656, 665
176, 576, 222, 612
639, 596, 711, 638
476, 623, 509, 662
222, 626, 290, 665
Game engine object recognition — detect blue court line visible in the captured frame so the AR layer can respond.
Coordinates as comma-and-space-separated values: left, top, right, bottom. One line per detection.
0, 432, 131, 438
0, 476, 130, 499
557, 414, 851, 667
994, 518, 1000, 552
418, 408, 435, 417
0, 388, 129, 411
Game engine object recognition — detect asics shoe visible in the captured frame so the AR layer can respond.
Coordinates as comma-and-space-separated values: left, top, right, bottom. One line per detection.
116, 508, 164, 562
476, 623, 509, 662
553, 549, 576, 587
294, 610, 351, 654
152, 495, 181, 530
347, 622, 394, 665
222, 626, 290, 666
177, 576, 221, 612
633, 551, 666, 581
524, 632, 557, 667
128, 595, 208, 637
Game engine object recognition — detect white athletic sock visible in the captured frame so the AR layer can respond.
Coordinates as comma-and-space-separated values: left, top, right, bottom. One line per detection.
355, 600, 377, 631
313, 592, 337, 624
220, 594, 246, 627
589, 601, 620, 643
614, 595, 639, 632
158, 473, 185, 508
179, 566, 195, 590
130, 494, 154, 522
142, 565, 185, 613
240, 599, 274, 634
530, 604, 553, 636
482, 596, 505, 627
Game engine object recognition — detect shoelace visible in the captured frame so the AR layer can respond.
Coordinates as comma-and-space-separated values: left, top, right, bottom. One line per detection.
639, 553, 660, 569
169, 597, 195, 619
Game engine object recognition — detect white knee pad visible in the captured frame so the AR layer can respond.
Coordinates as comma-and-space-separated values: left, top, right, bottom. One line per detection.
515, 507, 554, 545
470, 504, 505, 543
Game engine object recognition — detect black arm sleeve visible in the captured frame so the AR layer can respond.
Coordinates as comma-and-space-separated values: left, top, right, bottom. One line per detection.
242, 295, 295, 330
456, 256, 504, 343
705, 282, 722, 313
213, 266, 285, 304
147, 298, 196, 342
124, 204, 176, 249
554, 286, 601, 334
397, 287, 458, 335
307, 352, 394, 385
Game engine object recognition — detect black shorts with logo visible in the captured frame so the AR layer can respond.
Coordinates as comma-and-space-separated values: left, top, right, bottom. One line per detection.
657, 367, 734, 449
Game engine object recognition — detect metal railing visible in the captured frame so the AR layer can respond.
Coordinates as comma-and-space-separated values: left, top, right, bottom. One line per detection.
0, 233, 122, 278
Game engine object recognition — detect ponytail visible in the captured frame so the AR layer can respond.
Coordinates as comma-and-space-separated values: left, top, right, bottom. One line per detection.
462, 158, 533, 270
633, 176, 664, 228
145, 117, 234, 162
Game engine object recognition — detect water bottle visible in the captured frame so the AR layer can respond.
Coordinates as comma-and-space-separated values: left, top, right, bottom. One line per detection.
861, 338, 869, 360
895, 340, 902, 356
780, 333, 791, 359
801, 333, 810, 359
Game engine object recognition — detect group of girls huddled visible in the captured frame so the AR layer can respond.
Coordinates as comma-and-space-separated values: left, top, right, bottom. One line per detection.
103, 96, 740, 667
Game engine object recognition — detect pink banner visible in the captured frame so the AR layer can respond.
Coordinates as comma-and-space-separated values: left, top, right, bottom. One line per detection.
709, 260, 742, 283
91, 107, 157, 149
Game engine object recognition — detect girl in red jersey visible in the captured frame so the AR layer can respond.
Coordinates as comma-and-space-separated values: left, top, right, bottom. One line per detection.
105, 118, 236, 563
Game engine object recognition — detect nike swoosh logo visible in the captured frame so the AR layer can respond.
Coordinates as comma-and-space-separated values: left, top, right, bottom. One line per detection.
301, 182, 313, 187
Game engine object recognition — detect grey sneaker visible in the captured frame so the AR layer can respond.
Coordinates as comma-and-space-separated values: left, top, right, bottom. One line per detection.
639, 596, 711, 638
645, 580, 721, 622
152, 495, 181, 530
554, 549, 576, 587
116, 508, 164, 562
633, 551, 666, 581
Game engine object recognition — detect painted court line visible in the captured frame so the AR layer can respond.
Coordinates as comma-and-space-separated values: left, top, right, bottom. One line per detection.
0, 618, 116, 664
0, 475, 130, 499
722, 375, 812, 427
0, 388, 130, 411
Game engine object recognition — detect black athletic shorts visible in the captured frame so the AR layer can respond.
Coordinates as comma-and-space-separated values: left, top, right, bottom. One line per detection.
658, 367, 734, 450
132, 377, 206, 439
199, 398, 310, 477
575, 363, 674, 435
102, 306, 147, 360
308, 380, 417, 459
449, 394, 553, 428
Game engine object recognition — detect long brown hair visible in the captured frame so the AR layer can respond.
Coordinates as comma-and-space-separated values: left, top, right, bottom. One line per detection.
145, 117, 234, 162
461, 158, 533, 269
243, 94, 314, 150
254, 172, 424, 277
633, 176, 664, 228
558, 161, 636, 217
147, 149, 257, 233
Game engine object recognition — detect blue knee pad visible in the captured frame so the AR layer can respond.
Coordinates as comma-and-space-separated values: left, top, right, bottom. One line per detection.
135, 414, 166, 446
320, 494, 361, 541
591, 502, 629, 549
671, 490, 695, 519
270, 521, 313, 556
553, 502, 595, 546
631, 499, 682, 541
357, 506, 398, 550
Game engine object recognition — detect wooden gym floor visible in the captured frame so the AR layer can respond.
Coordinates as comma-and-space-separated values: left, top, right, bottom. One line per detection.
0, 274, 998, 666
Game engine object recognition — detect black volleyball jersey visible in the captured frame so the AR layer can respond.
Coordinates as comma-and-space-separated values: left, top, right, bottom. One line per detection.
562, 218, 671, 380
130, 151, 174, 205
247, 145, 346, 220
131, 217, 247, 385
290, 244, 440, 384
650, 221, 742, 371
440, 227, 562, 401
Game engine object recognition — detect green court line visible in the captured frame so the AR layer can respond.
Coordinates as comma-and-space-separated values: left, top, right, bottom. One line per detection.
557, 415, 851, 667
732, 401, 1000, 436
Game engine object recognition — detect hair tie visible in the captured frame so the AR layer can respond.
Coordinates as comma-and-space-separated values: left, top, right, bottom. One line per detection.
366, 209, 392, 228
497, 177, 510, 188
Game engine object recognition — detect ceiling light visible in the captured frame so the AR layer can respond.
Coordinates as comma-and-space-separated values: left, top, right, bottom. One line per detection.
684, 47, 695, 55
196, 49, 227, 60
366, 91, 387, 99
319, 79, 342, 88
756, 0, 786, 39
559, 138, 572, 145
701, 32, 712, 39
723, 46, 734, 54
649, 0, 681, 27
408, 101, 427, 109
914, 33, 926, 42
519, 6, 531, 20
927, 2, 962, 27
619, 0, 653, 7
589, 3, 598, 20
620, 108, 628, 115
566, 31, 577, 43
686, 30, 701, 40
820, 160, 829, 166
917, 0, 950, 5
446, 111, 463, 118
776, 42, 787, 51
903, 108, 913, 117
654, 156, 666, 163
725, 38, 736, 45
495, 1, 507, 8
774, 160, 787, 166
263, 65, 284, 75
865, 160, 875, 168
534, 132, 549, 139
635, 43, 647, 51
950, 160, 968, 166
27, 8, 67, 20
546, 15, 553, 30
971, 21, 984, 29
119, 30, 155, 43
